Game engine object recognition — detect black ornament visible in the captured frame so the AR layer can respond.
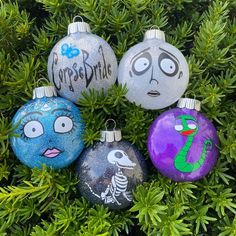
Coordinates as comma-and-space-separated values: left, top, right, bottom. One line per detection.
75, 120, 147, 210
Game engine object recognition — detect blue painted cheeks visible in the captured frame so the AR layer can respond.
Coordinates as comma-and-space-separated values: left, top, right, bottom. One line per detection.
61, 43, 80, 59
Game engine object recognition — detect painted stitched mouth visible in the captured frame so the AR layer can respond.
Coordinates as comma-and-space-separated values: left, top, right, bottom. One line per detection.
147, 90, 160, 97
43, 148, 62, 158
181, 130, 195, 136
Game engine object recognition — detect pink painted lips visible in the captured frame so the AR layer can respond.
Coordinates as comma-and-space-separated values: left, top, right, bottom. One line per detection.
43, 148, 62, 158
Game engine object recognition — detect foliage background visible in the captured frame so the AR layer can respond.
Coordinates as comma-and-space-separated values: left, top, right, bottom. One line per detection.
0, 0, 236, 235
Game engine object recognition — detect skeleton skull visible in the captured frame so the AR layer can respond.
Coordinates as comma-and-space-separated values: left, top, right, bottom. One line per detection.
107, 150, 136, 169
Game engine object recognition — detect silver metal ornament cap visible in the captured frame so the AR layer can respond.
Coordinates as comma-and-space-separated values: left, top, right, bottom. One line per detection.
100, 119, 122, 142
68, 21, 91, 35
144, 29, 165, 41
33, 86, 57, 99
177, 98, 201, 111
100, 130, 122, 142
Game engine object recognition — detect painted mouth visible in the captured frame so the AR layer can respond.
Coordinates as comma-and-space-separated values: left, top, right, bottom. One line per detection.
181, 130, 195, 136
147, 90, 160, 97
43, 148, 62, 158
117, 163, 136, 169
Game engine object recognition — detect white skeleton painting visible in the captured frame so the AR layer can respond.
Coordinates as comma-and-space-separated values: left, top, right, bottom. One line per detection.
85, 149, 136, 205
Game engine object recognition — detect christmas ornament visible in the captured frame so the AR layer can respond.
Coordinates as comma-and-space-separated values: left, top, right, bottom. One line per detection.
148, 98, 219, 181
10, 83, 84, 169
47, 16, 118, 103
76, 120, 147, 210
118, 28, 189, 110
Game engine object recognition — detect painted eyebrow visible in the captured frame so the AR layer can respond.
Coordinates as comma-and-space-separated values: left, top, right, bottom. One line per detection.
176, 115, 196, 121
159, 47, 180, 63
21, 111, 43, 120
130, 47, 151, 64
51, 108, 71, 114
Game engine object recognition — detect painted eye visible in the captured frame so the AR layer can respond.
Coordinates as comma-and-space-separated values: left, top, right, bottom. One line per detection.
188, 124, 197, 129
132, 52, 152, 75
175, 125, 183, 131
134, 58, 150, 73
160, 58, 176, 74
158, 52, 179, 76
54, 116, 73, 133
24, 121, 44, 138
115, 151, 123, 158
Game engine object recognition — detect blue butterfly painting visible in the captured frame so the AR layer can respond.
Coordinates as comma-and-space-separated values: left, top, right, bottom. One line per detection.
61, 43, 80, 58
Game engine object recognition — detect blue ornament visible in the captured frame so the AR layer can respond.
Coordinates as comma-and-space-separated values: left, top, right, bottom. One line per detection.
10, 86, 84, 169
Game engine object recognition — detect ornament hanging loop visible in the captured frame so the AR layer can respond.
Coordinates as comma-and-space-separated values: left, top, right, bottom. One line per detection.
68, 15, 91, 34
177, 97, 201, 111
101, 119, 122, 143
184, 91, 198, 103
73, 15, 84, 22
105, 119, 116, 131
33, 78, 57, 99
184, 90, 196, 98
150, 25, 160, 30
36, 77, 50, 87
144, 26, 165, 41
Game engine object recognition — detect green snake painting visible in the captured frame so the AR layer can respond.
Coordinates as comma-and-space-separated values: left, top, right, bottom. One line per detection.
174, 115, 212, 173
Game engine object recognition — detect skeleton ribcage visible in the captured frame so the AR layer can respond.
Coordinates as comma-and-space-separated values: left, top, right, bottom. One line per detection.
111, 172, 128, 196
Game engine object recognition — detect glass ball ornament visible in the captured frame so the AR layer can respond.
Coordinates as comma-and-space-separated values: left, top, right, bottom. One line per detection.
48, 16, 118, 103
147, 98, 219, 181
118, 28, 189, 110
75, 120, 147, 210
10, 85, 84, 169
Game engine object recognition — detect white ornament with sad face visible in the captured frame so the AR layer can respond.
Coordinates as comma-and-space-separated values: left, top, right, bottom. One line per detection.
118, 29, 189, 110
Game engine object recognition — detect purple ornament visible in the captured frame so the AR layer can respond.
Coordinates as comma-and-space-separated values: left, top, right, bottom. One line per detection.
148, 98, 219, 181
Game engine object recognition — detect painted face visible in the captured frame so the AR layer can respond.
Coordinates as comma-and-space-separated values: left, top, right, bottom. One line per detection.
148, 108, 218, 181
175, 115, 198, 136
10, 97, 84, 169
118, 40, 189, 109
107, 150, 136, 169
